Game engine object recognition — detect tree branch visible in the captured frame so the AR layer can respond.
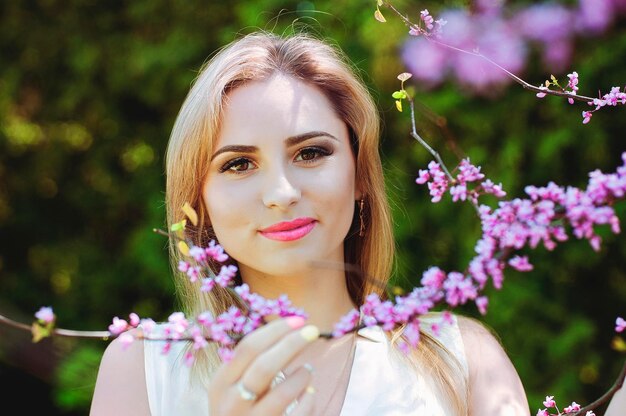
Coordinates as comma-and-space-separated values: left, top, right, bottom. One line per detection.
381, 1, 597, 103
574, 360, 626, 416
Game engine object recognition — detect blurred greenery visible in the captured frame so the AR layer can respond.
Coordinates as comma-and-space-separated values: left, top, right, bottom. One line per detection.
0, 0, 625, 414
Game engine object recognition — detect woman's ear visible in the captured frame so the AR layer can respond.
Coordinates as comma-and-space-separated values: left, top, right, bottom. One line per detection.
354, 178, 364, 201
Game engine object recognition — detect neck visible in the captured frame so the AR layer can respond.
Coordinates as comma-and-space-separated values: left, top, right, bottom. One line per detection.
239, 264, 356, 333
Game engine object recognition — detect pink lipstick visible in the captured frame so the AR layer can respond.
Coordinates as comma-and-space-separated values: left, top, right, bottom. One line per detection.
259, 217, 316, 242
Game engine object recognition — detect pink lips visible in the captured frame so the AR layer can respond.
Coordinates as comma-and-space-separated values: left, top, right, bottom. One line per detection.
259, 217, 317, 242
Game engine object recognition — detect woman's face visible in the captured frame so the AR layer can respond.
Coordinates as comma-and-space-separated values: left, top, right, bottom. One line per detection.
202, 74, 360, 279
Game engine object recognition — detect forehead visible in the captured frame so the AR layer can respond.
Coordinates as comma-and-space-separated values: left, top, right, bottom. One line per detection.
216, 74, 347, 146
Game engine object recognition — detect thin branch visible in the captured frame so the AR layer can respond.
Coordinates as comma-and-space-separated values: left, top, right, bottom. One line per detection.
408, 98, 455, 181
381, 1, 597, 103
574, 360, 626, 416
0, 313, 110, 340
411, 98, 466, 161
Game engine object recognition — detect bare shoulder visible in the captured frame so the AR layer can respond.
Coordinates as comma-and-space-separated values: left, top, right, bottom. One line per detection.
90, 328, 151, 416
456, 315, 531, 416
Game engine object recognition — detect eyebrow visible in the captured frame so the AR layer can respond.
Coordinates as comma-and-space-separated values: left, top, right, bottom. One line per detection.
210, 131, 338, 161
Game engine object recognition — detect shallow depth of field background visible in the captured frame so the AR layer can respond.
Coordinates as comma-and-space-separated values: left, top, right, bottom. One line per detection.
1, 1, 625, 414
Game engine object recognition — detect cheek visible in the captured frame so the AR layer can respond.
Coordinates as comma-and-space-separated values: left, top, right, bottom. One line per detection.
308, 160, 357, 228
202, 180, 254, 246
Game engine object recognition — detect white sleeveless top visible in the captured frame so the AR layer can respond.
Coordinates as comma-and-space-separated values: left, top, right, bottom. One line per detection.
144, 314, 468, 415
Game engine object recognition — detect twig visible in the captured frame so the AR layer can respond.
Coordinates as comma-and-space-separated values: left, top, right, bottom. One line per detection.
408, 98, 455, 181
381, 1, 597, 103
0, 313, 110, 340
574, 360, 626, 416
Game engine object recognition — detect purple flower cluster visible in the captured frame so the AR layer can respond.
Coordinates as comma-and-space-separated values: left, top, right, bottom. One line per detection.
106, 238, 308, 363
537, 395, 593, 416
416, 158, 505, 203
91, 152, 626, 358
582, 86, 626, 124
153, 283, 307, 363
178, 242, 236, 291
402, 0, 626, 92
407, 153, 626, 321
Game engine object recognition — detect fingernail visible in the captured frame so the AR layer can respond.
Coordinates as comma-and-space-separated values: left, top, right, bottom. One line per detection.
306, 386, 316, 394
286, 316, 306, 329
300, 325, 320, 342
303, 363, 314, 373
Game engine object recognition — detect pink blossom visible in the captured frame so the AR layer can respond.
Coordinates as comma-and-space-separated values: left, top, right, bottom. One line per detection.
421, 267, 446, 290
190, 326, 208, 350
415, 169, 430, 184
566, 71, 579, 104
333, 308, 360, 337
457, 158, 485, 183
35, 306, 55, 324
543, 395, 556, 407
536, 86, 548, 98
186, 265, 202, 283
215, 265, 238, 287
564, 402, 581, 413
476, 296, 489, 315
140, 318, 156, 334
178, 260, 189, 272
536, 410, 549, 416
582, 111, 593, 124
443, 272, 478, 307
108, 316, 129, 335
200, 277, 215, 292
129, 312, 140, 327
450, 184, 468, 202
205, 240, 229, 263
420, 9, 434, 30
165, 312, 189, 340
481, 179, 506, 197
189, 245, 207, 262
509, 255, 534, 272
616, 316, 626, 333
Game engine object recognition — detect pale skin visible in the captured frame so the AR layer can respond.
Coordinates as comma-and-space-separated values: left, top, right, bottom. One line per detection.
91, 74, 623, 415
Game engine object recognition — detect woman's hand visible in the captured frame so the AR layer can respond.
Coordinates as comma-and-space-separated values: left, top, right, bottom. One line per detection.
208, 316, 318, 416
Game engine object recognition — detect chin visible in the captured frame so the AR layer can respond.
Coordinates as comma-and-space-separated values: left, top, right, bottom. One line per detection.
239, 248, 343, 279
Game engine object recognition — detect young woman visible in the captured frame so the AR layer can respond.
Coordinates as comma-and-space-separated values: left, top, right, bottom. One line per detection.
90, 31, 532, 416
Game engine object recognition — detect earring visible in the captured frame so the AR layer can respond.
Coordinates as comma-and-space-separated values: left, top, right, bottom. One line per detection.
359, 199, 365, 237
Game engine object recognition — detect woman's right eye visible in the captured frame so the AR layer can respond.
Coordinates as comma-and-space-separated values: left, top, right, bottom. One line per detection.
219, 157, 255, 174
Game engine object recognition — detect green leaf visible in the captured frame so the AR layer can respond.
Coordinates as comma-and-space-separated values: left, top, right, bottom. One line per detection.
170, 219, 187, 232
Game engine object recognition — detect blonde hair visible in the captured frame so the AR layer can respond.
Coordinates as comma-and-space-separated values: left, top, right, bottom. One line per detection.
165, 31, 468, 414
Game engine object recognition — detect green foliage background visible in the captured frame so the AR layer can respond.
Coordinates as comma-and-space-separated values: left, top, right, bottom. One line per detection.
1, 0, 624, 414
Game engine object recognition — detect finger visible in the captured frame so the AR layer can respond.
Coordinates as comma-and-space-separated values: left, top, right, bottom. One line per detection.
213, 316, 307, 386
252, 364, 314, 416
238, 324, 319, 396
287, 383, 316, 416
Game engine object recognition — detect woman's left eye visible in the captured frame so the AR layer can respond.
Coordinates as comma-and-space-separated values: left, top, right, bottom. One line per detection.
294, 146, 332, 163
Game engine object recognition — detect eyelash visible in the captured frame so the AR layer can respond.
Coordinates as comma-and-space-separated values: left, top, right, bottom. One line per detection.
218, 146, 333, 174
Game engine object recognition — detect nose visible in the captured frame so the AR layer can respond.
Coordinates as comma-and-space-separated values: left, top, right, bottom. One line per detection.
262, 167, 301, 210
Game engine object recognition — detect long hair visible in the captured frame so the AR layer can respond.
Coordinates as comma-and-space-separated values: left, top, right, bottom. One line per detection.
165, 31, 468, 414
